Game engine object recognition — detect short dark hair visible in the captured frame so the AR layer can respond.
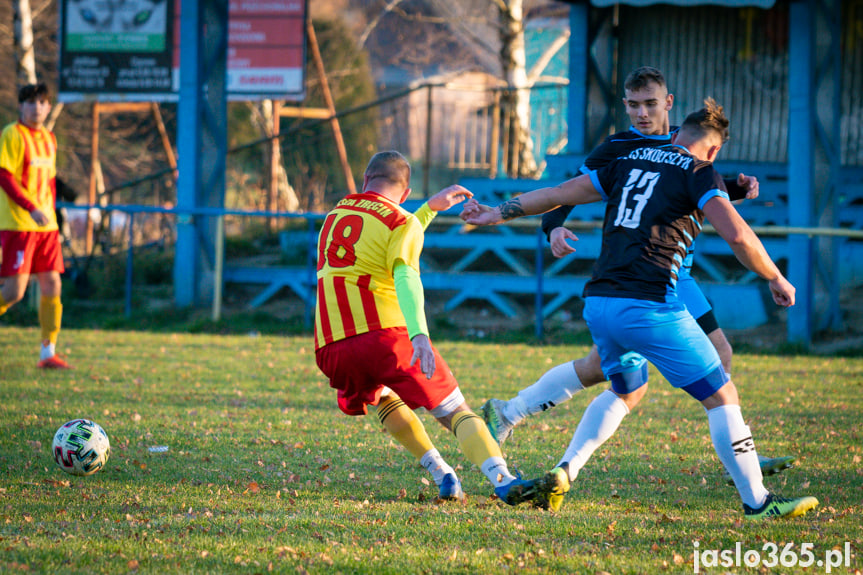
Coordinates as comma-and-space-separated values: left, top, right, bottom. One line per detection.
365, 151, 411, 188
18, 82, 50, 104
623, 67, 667, 93
681, 98, 730, 143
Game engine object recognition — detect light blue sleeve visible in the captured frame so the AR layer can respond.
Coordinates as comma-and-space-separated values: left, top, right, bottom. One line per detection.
697, 189, 730, 210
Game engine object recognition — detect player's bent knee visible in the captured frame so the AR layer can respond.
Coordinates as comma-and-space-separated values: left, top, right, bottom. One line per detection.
3, 290, 25, 306
428, 387, 466, 419
575, 355, 607, 387
681, 366, 729, 401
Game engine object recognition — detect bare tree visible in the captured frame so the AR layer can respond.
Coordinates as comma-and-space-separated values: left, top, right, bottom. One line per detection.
246, 100, 300, 215
495, 0, 538, 177
368, 0, 565, 178
13, 0, 37, 85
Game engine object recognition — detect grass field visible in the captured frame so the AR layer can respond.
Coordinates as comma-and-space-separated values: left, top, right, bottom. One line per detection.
0, 326, 860, 574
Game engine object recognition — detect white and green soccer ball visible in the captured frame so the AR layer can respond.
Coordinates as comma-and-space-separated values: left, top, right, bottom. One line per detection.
52, 419, 111, 476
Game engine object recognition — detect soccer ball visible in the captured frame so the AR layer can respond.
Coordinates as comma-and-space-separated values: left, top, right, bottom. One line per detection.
52, 419, 111, 476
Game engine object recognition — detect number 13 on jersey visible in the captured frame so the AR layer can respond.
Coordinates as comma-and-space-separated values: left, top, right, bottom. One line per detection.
614, 169, 660, 229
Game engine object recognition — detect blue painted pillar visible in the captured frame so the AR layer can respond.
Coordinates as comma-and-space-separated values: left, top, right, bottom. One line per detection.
787, 0, 815, 344
175, 0, 203, 307
175, 0, 229, 307
567, 1, 589, 154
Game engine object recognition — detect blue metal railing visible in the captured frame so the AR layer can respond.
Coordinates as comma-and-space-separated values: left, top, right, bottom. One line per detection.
59, 202, 863, 338
59, 203, 326, 321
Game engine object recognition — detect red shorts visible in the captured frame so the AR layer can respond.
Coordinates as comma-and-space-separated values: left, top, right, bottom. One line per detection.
0, 230, 64, 277
316, 326, 459, 416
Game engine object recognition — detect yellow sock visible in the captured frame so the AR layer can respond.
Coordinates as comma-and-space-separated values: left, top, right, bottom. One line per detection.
377, 394, 434, 460
0, 291, 8, 316
39, 295, 63, 345
452, 410, 502, 468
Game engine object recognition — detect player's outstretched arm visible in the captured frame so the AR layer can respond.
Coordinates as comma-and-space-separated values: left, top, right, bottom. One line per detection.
461, 174, 600, 226
702, 196, 794, 307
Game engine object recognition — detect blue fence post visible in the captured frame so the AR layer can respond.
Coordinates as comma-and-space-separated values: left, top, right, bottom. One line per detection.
305, 216, 317, 330
535, 226, 544, 340
125, 212, 135, 318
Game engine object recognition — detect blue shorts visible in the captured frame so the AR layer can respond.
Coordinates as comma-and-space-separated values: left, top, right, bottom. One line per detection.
583, 296, 728, 399
676, 273, 712, 322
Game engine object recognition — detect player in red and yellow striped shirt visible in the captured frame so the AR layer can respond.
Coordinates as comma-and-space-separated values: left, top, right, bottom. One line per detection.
315, 151, 551, 506
0, 83, 71, 369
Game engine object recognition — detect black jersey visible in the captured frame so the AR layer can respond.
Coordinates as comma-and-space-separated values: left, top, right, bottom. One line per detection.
584, 144, 729, 303
542, 127, 747, 238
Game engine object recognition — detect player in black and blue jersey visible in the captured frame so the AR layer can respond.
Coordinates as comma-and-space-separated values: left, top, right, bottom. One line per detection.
461, 99, 817, 519
480, 67, 793, 484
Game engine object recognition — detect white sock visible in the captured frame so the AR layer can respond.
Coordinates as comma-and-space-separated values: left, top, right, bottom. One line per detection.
707, 404, 768, 508
557, 389, 629, 480
503, 362, 585, 424
481, 456, 515, 487
419, 449, 455, 486
40, 341, 56, 361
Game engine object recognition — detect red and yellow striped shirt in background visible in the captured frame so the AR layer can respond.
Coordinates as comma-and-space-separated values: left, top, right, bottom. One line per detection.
315, 192, 424, 350
0, 122, 58, 231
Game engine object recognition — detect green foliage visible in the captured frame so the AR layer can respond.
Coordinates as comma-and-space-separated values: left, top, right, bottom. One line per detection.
67, 248, 174, 302
222, 223, 282, 259
0, 328, 859, 574
135, 251, 174, 286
